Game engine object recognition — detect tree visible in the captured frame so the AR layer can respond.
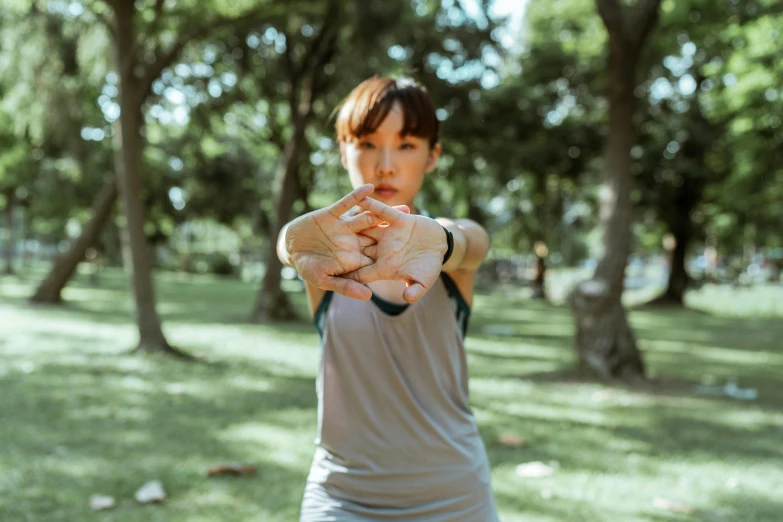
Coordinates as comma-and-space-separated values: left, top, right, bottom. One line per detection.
251, 2, 341, 322
1, 5, 121, 302
30, 178, 117, 301
90, 0, 297, 355
569, 0, 662, 380
632, 0, 782, 304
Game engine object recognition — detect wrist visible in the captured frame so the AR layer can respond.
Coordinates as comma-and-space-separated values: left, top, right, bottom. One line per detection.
283, 221, 305, 267
441, 226, 454, 265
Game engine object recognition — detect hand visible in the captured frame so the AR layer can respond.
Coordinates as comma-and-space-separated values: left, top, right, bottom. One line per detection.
345, 197, 448, 303
285, 184, 409, 300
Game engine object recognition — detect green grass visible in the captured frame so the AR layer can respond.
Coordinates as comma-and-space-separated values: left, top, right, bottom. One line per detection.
1, 267, 782, 521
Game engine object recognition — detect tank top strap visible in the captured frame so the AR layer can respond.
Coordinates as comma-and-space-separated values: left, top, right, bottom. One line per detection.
314, 273, 471, 338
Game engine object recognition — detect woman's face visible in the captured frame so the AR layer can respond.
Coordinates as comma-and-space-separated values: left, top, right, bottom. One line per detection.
340, 102, 441, 211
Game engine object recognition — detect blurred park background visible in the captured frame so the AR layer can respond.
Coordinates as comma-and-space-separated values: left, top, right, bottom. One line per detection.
1, 0, 782, 520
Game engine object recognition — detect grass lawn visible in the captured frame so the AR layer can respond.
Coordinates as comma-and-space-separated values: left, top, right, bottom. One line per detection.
1, 268, 782, 521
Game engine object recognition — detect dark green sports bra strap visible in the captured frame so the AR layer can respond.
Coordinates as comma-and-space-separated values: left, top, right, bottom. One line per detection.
440, 271, 471, 337
314, 291, 334, 338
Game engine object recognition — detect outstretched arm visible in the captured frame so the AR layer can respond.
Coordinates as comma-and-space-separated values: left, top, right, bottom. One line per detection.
436, 218, 490, 307
437, 218, 490, 274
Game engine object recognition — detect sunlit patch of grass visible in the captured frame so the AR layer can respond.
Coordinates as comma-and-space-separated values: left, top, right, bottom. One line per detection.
1, 267, 782, 521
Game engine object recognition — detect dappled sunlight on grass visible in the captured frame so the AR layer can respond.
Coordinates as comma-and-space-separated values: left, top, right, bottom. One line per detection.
2, 268, 782, 521
685, 284, 783, 317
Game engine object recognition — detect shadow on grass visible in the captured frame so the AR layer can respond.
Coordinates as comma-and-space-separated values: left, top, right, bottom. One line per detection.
4, 269, 783, 521
2, 268, 313, 328
0, 357, 318, 522
704, 491, 783, 522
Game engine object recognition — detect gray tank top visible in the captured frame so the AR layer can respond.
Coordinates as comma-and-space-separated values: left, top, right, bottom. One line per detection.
301, 273, 499, 521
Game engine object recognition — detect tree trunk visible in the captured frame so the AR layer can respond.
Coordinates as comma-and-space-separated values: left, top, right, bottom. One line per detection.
250, 10, 338, 323
572, 289, 641, 378
29, 178, 117, 303
19, 204, 29, 268
251, 121, 306, 322
114, 4, 185, 357
531, 252, 547, 299
570, 8, 652, 380
3, 188, 14, 275
530, 174, 548, 300
663, 224, 690, 304
649, 208, 693, 307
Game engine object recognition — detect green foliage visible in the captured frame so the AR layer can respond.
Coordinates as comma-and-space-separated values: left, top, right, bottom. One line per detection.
1, 0, 781, 273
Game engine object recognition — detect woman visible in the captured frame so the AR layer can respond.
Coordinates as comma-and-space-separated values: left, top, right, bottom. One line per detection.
278, 76, 499, 521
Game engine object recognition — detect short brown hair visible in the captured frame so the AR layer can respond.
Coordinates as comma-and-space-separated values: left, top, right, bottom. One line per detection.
334, 76, 439, 147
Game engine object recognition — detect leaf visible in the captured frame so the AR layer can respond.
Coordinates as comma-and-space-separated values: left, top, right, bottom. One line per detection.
498, 434, 526, 447
207, 463, 257, 477
134, 480, 166, 504
591, 390, 613, 402
89, 495, 116, 511
652, 497, 694, 514
515, 461, 557, 478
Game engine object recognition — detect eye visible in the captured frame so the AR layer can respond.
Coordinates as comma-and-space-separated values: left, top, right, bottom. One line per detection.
400, 142, 415, 150
358, 141, 376, 150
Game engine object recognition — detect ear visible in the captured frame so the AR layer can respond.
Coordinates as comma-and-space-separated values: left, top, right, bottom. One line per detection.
339, 141, 348, 169
425, 143, 442, 174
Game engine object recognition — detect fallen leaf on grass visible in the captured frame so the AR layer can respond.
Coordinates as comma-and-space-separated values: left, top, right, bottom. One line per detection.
89, 495, 116, 511
135, 480, 166, 504
164, 382, 186, 395
652, 497, 694, 514
207, 463, 257, 477
515, 461, 557, 478
498, 434, 525, 447
591, 390, 613, 402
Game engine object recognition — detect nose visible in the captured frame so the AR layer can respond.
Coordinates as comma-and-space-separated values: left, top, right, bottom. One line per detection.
377, 147, 395, 177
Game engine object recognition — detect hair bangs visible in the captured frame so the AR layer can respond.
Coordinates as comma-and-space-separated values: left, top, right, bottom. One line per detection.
335, 76, 439, 147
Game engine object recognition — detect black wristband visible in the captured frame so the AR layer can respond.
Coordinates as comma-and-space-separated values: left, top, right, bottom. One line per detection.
442, 226, 454, 265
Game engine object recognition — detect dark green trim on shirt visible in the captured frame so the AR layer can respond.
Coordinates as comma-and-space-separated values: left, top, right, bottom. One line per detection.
441, 271, 471, 337
314, 290, 334, 338
370, 294, 409, 316
313, 273, 472, 339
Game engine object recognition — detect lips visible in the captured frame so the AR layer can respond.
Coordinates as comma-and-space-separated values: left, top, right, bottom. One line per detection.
374, 185, 398, 198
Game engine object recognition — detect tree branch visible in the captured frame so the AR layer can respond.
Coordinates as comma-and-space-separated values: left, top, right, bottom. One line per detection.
283, 1, 340, 112
300, 8, 335, 74
281, 30, 300, 111
300, 2, 341, 113
594, 0, 625, 37
139, 5, 292, 103
630, 0, 662, 49
308, 24, 339, 106
266, 104, 286, 151
139, 15, 235, 101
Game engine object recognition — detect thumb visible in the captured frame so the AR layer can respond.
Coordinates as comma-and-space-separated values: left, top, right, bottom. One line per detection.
403, 282, 427, 303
